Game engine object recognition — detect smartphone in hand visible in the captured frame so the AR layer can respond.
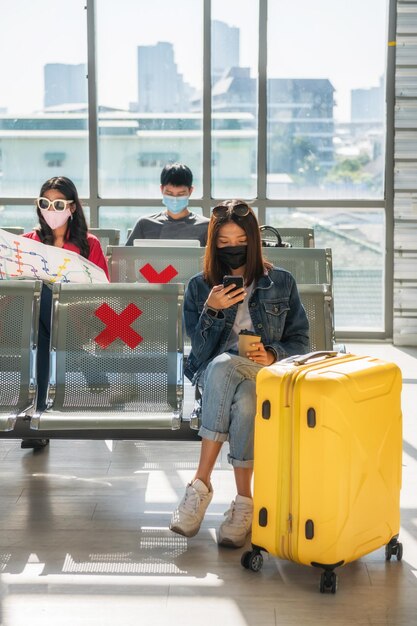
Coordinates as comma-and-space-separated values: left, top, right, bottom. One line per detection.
223, 275, 244, 306
223, 275, 244, 293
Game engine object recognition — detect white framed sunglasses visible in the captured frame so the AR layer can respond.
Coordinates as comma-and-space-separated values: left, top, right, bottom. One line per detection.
37, 197, 74, 212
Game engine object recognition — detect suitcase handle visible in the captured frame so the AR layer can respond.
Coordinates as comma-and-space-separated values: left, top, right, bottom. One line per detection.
281, 351, 340, 366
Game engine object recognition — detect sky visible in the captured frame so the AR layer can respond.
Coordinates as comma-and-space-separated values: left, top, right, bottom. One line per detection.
0, 0, 388, 121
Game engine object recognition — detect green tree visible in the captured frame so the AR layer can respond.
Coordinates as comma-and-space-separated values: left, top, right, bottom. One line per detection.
324, 154, 373, 187
269, 128, 322, 184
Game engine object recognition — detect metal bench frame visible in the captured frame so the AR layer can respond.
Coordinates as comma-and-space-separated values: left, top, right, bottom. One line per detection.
30, 282, 184, 432
0, 280, 42, 430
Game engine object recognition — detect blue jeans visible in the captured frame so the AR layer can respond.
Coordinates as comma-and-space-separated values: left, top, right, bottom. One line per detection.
198, 353, 264, 468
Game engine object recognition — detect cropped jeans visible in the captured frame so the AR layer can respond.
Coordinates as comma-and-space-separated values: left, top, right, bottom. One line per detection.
198, 352, 264, 468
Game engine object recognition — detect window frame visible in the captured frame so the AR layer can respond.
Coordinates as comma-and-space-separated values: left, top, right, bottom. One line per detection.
0, 0, 395, 340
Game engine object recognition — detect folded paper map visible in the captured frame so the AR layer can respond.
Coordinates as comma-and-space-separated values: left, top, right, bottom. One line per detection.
0, 229, 109, 284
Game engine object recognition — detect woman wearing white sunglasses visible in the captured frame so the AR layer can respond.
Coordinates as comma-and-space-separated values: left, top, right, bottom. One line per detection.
21, 176, 109, 450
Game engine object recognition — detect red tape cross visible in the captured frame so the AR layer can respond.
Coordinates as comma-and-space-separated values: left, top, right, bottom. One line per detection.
140, 263, 178, 283
94, 303, 143, 349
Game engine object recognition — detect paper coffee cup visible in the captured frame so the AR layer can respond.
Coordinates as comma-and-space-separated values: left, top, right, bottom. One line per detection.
238, 334, 261, 357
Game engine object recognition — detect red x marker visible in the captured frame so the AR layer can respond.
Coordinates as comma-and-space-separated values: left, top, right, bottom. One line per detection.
94, 302, 143, 349
140, 263, 178, 283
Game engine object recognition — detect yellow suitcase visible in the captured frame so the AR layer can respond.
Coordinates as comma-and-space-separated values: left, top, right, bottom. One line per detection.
241, 351, 403, 593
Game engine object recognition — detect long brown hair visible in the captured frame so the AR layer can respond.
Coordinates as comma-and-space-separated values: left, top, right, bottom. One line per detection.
203, 199, 271, 286
35, 176, 90, 258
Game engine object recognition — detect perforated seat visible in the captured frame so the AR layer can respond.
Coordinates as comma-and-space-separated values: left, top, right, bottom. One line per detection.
107, 245, 204, 285
273, 227, 315, 248
31, 283, 184, 431
107, 245, 331, 288
0, 280, 42, 430
262, 248, 332, 286
298, 284, 334, 350
89, 228, 120, 251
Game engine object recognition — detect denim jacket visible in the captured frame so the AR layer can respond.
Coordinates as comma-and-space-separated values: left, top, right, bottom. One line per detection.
184, 267, 310, 382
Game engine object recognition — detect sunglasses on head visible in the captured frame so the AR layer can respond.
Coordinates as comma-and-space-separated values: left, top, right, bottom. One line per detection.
212, 203, 250, 218
37, 197, 74, 212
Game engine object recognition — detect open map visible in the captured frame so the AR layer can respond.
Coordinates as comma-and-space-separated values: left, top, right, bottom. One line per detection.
0, 229, 109, 284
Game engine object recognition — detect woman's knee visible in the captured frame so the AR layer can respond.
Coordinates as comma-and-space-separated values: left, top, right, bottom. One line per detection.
204, 352, 234, 379
203, 353, 246, 388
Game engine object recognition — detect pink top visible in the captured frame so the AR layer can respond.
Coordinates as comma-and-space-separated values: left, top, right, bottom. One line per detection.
23, 231, 110, 281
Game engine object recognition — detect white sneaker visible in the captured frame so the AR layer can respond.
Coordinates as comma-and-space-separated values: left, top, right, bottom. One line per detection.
218, 495, 253, 548
170, 479, 213, 538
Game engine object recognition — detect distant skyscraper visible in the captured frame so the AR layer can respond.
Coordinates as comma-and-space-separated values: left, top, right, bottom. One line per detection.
209, 69, 335, 171
44, 63, 87, 108
212, 20, 240, 83
137, 42, 191, 112
351, 77, 384, 122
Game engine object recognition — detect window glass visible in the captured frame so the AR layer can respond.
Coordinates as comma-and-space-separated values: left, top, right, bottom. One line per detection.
96, 0, 203, 198
0, 1, 88, 197
211, 1, 259, 199
267, 0, 387, 200
0, 206, 36, 234
266, 207, 385, 331
0, 204, 90, 236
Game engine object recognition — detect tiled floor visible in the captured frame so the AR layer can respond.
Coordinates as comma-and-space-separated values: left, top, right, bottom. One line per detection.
0, 343, 416, 626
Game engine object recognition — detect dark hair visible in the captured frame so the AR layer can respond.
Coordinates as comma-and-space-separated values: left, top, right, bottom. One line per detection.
160, 163, 193, 188
35, 176, 90, 258
203, 199, 271, 287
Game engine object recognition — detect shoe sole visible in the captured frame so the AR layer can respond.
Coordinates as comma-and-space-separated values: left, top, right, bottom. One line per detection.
218, 537, 245, 548
21, 439, 50, 450
218, 528, 251, 549
169, 524, 200, 538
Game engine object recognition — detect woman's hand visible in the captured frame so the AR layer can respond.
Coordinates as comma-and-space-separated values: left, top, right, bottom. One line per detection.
206, 283, 246, 311
246, 342, 276, 366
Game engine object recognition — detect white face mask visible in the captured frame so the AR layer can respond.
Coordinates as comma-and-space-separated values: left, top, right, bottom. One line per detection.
40, 207, 72, 230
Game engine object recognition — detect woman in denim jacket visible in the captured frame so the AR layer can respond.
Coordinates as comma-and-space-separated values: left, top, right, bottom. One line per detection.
170, 200, 309, 547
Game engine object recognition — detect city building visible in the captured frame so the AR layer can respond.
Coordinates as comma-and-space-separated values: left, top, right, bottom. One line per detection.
351, 76, 385, 122
44, 63, 87, 109
136, 42, 194, 113
212, 19, 240, 84
209, 68, 335, 173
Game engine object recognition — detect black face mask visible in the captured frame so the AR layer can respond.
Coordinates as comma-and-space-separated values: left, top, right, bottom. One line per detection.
217, 245, 248, 270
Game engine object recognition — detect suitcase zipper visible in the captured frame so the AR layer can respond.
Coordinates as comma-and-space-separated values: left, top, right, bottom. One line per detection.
287, 369, 303, 561
283, 375, 296, 560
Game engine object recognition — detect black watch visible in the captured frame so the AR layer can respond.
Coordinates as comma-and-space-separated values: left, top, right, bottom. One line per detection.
206, 306, 219, 318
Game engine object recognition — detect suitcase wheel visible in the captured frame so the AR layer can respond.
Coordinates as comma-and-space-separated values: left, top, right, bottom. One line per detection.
241, 550, 263, 572
319, 571, 337, 594
385, 539, 403, 562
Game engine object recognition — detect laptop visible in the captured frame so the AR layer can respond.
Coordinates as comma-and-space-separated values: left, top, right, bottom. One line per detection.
133, 239, 201, 248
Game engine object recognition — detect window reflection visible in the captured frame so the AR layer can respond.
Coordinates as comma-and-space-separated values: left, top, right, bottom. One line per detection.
267, 0, 386, 199
0, 1, 88, 197
96, 0, 203, 198
211, 3, 259, 198
266, 207, 385, 331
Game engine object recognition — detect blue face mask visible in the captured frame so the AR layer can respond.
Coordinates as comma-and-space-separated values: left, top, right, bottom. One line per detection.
162, 195, 189, 214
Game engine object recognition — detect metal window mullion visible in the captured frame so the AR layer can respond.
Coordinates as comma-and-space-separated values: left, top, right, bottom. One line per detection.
257, 0, 268, 225
384, 0, 397, 340
202, 0, 212, 216
0, 198, 386, 209
86, 0, 99, 226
